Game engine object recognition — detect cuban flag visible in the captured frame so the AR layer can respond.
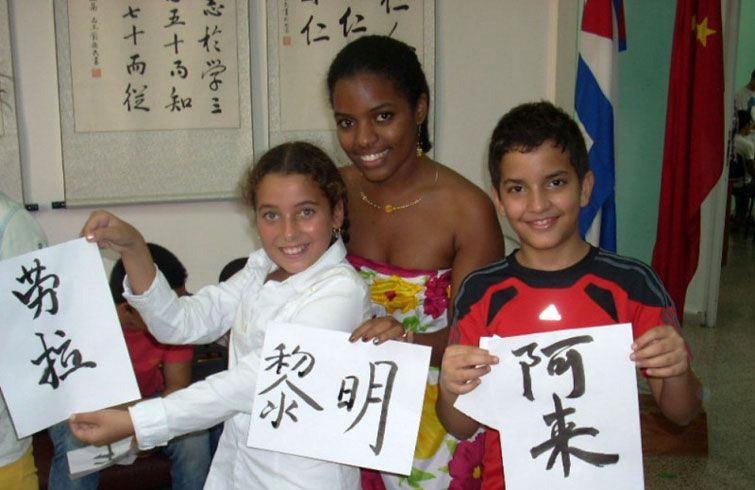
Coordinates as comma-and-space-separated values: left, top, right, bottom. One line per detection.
575, 0, 626, 252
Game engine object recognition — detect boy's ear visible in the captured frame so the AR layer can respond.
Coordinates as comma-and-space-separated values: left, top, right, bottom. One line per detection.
491, 186, 507, 217
580, 171, 595, 208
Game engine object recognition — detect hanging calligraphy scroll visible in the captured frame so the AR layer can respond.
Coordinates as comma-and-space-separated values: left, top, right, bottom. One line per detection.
266, 0, 435, 162
54, 0, 253, 206
0, 0, 24, 202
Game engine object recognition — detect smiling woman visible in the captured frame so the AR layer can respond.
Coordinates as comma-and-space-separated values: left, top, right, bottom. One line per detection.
326, 35, 507, 490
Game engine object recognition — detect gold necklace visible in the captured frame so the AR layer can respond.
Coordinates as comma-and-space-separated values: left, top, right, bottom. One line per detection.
360, 165, 439, 214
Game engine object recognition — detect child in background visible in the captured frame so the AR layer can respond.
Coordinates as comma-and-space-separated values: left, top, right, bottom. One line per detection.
437, 101, 702, 489
48, 243, 211, 490
70, 141, 371, 490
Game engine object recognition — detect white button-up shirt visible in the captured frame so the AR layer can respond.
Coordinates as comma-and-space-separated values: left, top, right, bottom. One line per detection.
126, 239, 369, 489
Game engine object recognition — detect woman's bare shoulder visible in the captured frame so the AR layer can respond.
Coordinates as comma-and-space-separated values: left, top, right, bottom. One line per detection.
434, 162, 496, 212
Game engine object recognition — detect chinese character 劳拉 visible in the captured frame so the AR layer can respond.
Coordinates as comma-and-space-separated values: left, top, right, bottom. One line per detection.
31, 330, 97, 389
13, 258, 60, 319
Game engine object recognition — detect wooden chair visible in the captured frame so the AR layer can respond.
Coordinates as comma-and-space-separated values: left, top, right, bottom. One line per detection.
639, 394, 708, 455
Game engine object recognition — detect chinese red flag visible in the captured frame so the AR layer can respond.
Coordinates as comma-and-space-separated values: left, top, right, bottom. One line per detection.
651, 0, 724, 320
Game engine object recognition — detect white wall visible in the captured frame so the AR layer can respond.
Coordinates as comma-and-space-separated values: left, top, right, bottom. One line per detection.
10, 0, 567, 290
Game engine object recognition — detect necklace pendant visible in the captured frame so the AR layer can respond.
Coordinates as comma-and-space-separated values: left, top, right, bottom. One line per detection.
384, 205, 395, 213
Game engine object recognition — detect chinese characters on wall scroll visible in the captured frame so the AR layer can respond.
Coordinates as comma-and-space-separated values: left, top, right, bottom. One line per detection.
269, 0, 431, 145
68, 0, 240, 132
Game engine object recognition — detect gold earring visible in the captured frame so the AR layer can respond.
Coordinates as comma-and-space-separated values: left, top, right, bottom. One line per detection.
332, 227, 342, 238
416, 125, 423, 158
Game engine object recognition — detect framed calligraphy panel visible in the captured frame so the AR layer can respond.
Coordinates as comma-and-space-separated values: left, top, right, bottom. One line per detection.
0, 0, 24, 202
54, 0, 253, 206
266, 0, 435, 162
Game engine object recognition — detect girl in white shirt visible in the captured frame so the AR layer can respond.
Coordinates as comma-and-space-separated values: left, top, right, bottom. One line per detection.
71, 141, 372, 489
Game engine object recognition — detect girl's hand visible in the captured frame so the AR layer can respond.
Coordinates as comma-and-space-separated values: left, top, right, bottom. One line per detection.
630, 325, 690, 378
81, 210, 147, 257
81, 210, 155, 293
349, 316, 412, 345
69, 408, 135, 446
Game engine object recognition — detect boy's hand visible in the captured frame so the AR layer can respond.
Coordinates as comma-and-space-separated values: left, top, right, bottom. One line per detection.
81, 210, 147, 256
69, 408, 135, 447
349, 316, 412, 345
630, 325, 689, 378
440, 344, 499, 396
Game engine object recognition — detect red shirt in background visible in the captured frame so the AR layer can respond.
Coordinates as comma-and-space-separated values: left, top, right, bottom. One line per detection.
123, 329, 193, 398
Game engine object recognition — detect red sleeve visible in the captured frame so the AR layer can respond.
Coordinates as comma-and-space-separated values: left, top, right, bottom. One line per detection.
161, 343, 194, 364
629, 300, 684, 340
456, 297, 489, 347
629, 300, 692, 373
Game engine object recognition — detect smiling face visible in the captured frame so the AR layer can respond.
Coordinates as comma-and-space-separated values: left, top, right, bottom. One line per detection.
493, 142, 594, 270
255, 173, 344, 280
332, 72, 427, 183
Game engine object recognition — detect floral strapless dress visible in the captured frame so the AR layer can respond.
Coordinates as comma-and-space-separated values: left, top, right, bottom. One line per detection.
347, 254, 484, 490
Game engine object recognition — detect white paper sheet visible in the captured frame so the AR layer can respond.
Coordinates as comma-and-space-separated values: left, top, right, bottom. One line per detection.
247, 323, 431, 476
67, 436, 138, 479
0, 238, 140, 437
455, 324, 644, 489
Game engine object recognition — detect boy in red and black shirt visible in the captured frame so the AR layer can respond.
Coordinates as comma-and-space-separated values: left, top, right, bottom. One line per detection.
436, 101, 702, 489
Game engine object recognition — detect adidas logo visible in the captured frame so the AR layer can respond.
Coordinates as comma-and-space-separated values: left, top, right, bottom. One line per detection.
538, 304, 562, 321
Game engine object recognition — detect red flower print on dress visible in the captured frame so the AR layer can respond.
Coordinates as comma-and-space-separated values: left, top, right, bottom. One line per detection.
448, 431, 485, 490
423, 270, 451, 318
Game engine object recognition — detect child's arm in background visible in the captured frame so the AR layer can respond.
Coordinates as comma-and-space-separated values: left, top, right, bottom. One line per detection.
436, 344, 498, 439
632, 325, 702, 426
82, 210, 155, 294
162, 359, 192, 396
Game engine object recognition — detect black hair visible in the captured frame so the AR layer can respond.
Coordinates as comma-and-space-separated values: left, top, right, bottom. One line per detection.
240, 141, 349, 242
110, 243, 187, 304
750, 68, 755, 82
219, 257, 248, 282
326, 35, 432, 152
737, 110, 752, 132
488, 101, 589, 188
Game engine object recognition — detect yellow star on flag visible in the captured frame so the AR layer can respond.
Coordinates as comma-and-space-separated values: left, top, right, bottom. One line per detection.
692, 16, 716, 47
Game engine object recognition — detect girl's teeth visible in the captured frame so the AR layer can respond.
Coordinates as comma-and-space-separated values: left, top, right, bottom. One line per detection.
282, 245, 306, 255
